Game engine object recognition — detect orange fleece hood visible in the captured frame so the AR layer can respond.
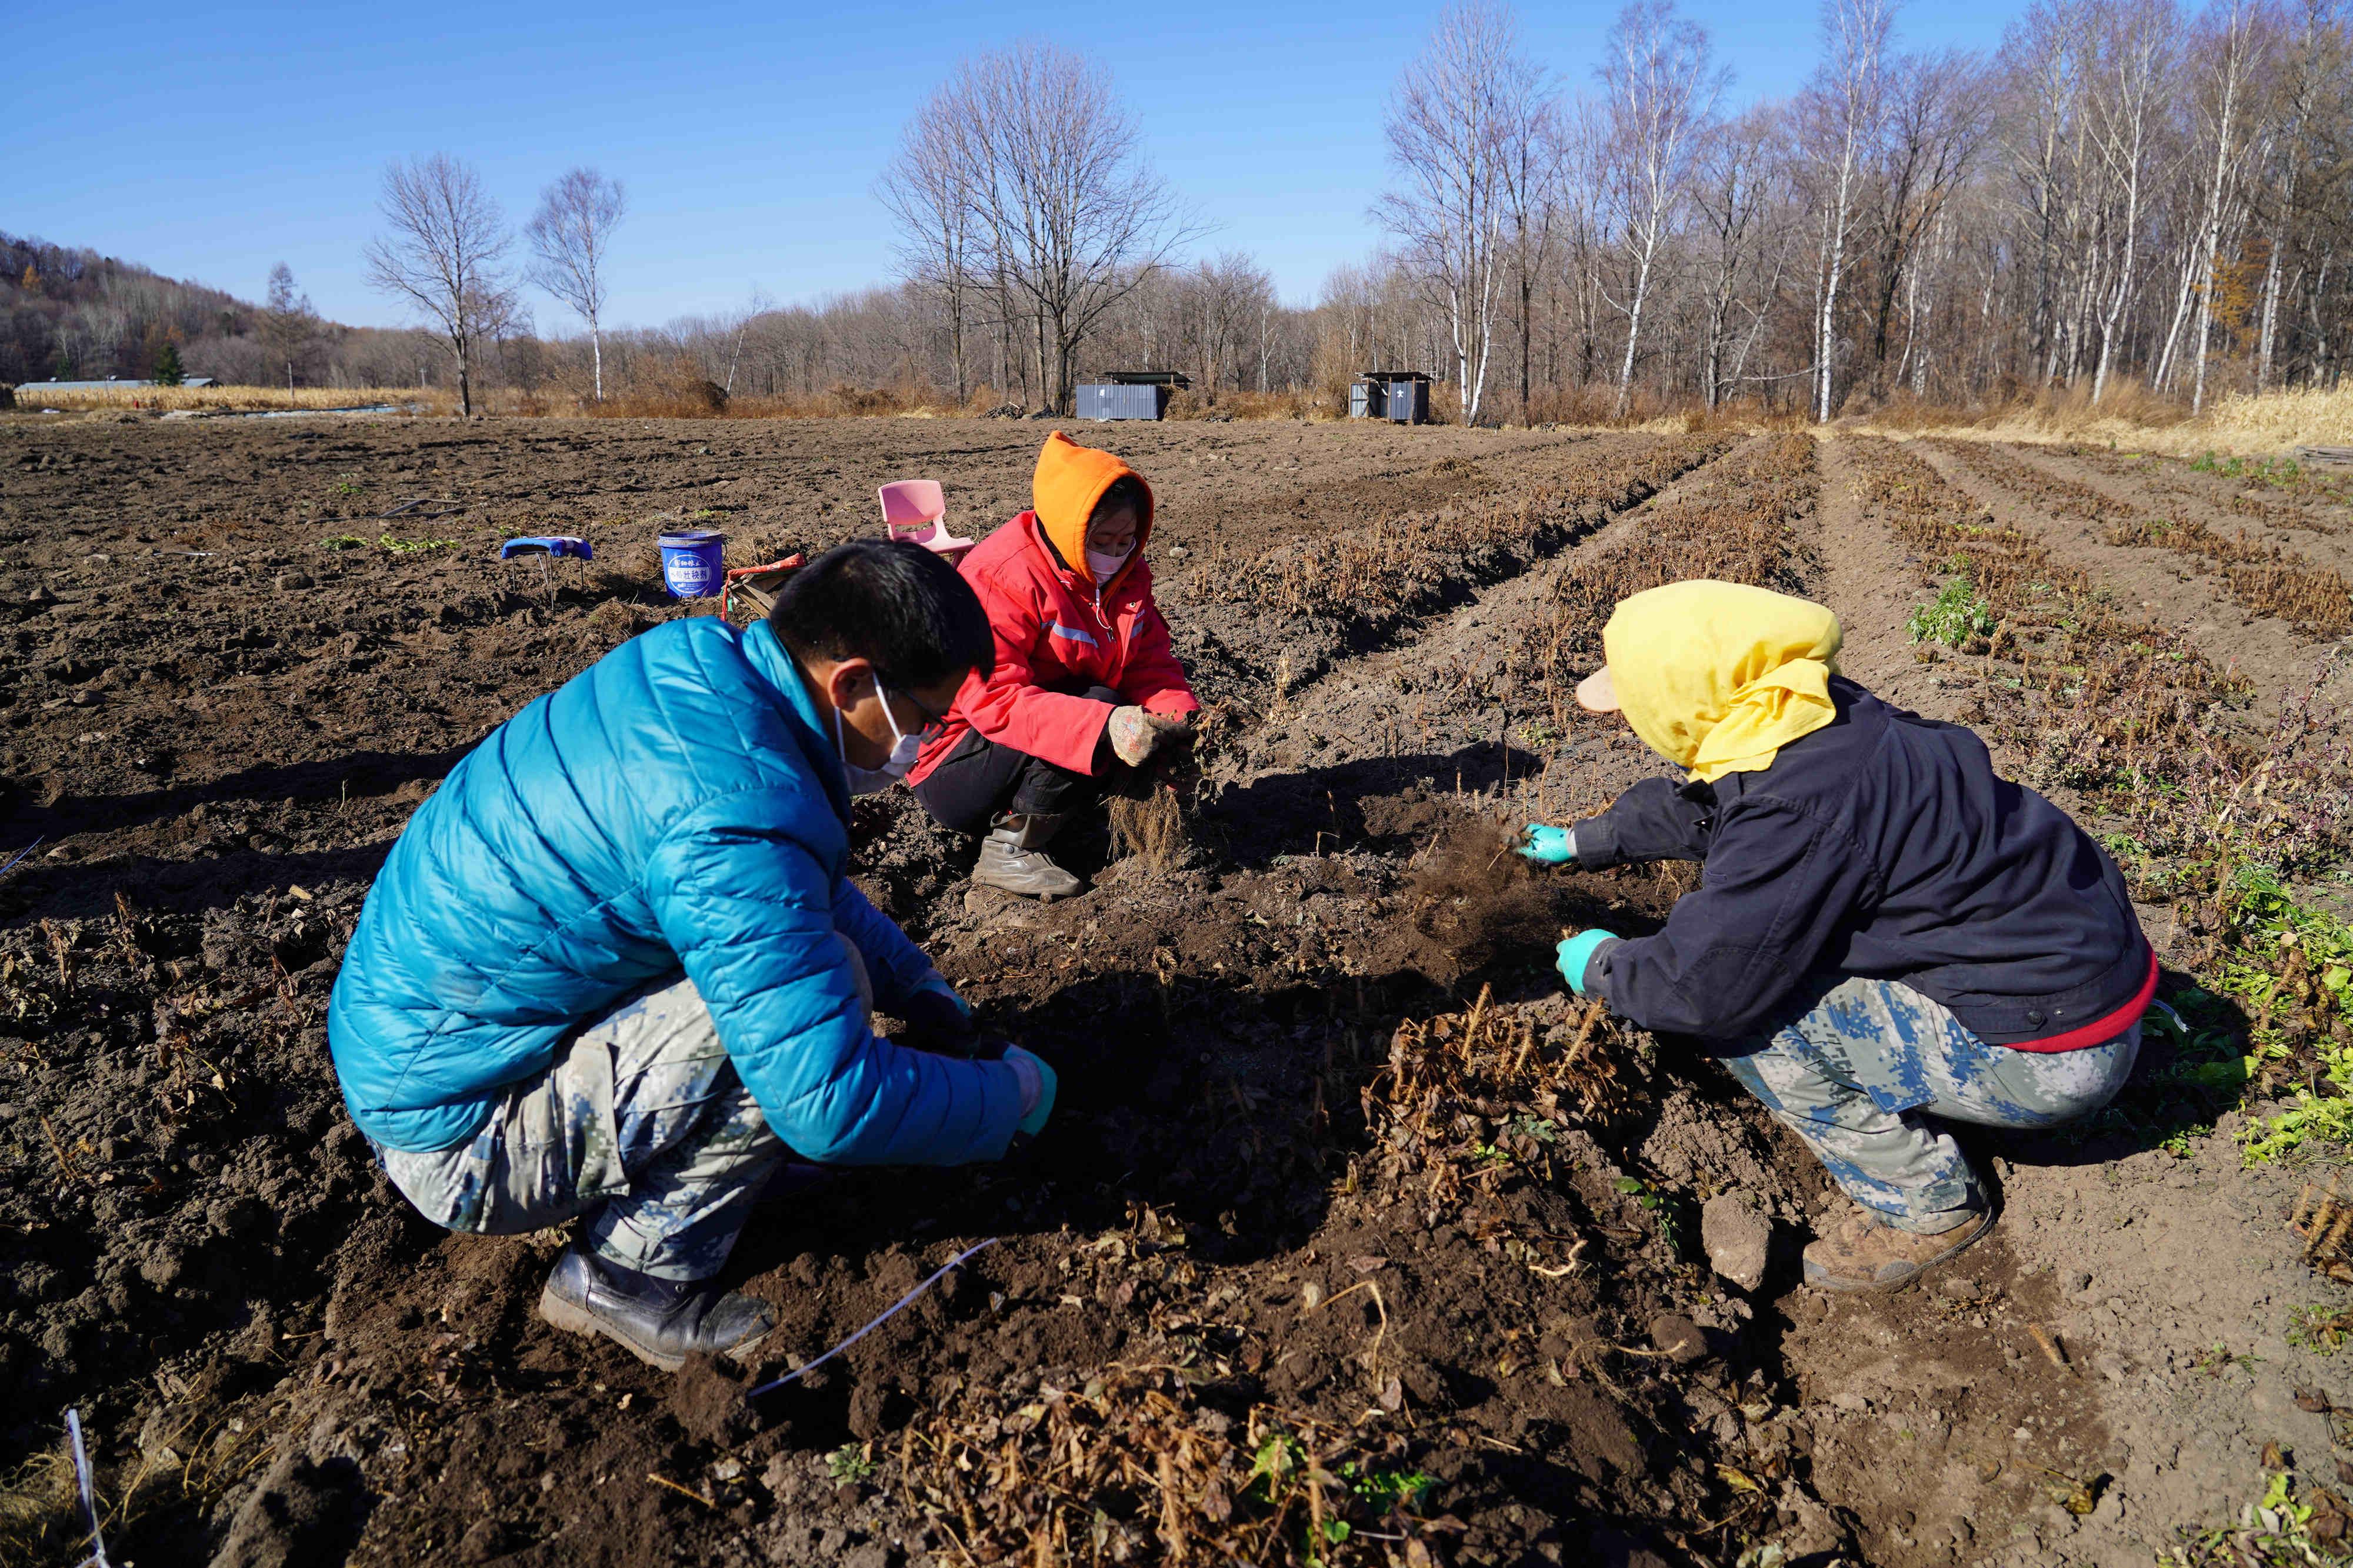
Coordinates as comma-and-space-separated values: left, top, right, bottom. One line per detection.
1032, 430, 1154, 579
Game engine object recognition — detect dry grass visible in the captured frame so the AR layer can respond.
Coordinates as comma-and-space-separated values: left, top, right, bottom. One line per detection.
11, 383, 439, 415
1852, 382, 2353, 462
0, 1406, 275, 1568
2202, 385, 2353, 455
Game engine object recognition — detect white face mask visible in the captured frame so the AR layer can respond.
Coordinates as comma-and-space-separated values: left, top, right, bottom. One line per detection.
834, 680, 921, 796
1085, 545, 1133, 584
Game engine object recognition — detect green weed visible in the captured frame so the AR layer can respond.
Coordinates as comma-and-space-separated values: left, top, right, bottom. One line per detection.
2287, 1303, 2353, 1355
2162, 1469, 2348, 1565
318, 535, 365, 551
2221, 866, 2353, 1162
1906, 575, 1998, 648
1615, 1176, 1685, 1255
328, 473, 365, 498
378, 535, 458, 555
1341, 1459, 1434, 1513
825, 1443, 876, 1484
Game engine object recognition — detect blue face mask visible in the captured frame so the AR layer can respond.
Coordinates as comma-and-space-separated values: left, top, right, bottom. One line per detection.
834, 682, 920, 796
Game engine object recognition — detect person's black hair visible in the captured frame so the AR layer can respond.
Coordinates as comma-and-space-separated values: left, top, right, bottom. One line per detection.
768, 539, 992, 690
1091, 475, 1150, 527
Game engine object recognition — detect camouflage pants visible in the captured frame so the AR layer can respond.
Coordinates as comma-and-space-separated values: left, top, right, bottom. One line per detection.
1721, 975, 2140, 1234
375, 976, 788, 1281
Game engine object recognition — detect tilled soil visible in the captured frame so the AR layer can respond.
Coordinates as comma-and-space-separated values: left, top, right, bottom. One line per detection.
2, 413, 2351, 1568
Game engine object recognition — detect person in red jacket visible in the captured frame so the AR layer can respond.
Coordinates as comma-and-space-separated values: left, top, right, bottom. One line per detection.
910, 432, 1199, 898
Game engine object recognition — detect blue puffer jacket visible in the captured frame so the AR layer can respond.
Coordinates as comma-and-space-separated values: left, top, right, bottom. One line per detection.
328, 616, 1026, 1160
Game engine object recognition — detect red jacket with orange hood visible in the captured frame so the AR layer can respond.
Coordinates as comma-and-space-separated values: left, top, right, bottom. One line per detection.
908, 432, 1199, 786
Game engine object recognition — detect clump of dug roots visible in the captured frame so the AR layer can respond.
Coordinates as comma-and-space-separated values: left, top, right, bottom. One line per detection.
1368, 985, 1635, 1239
1107, 787, 1189, 873
897, 1367, 1455, 1566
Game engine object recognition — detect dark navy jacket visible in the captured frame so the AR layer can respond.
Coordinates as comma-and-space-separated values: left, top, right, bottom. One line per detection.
1574, 679, 2149, 1046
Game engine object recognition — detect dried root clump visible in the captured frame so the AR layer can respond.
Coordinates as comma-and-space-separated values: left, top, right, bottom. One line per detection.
899, 1367, 1452, 1566
1108, 786, 1189, 873
1365, 985, 1637, 1238
2292, 1182, 2353, 1285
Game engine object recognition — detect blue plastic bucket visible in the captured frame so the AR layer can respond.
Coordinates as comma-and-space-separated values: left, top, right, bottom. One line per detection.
658, 529, 725, 598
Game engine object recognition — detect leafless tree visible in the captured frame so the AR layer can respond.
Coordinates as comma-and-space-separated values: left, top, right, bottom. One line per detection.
2181, 0, 2271, 411
525, 167, 626, 401
260, 262, 316, 393
1378, 0, 1544, 424
1802, 0, 1893, 421
1692, 106, 1787, 406
879, 94, 982, 404
1598, 0, 1725, 416
1863, 48, 1986, 393
365, 154, 516, 416
913, 44, 1198, 414
1189, 252, 1274, 396
2086, 0, 2176, 402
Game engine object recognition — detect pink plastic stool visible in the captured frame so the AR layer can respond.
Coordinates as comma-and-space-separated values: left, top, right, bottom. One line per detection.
878, 480, 976, 559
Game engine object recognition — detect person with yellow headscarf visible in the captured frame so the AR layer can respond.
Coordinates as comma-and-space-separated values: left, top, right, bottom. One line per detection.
1519, 581, 2153, 1293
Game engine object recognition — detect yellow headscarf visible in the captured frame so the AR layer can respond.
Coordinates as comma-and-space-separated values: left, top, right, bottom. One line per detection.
1599, 581, 1843, 783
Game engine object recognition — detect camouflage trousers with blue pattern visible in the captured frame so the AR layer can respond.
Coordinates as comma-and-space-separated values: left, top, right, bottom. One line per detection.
1720, 975, 2139, 1235
374, 976, 788, 1282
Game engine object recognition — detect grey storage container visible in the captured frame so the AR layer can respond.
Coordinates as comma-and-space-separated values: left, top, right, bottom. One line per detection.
1076, 371, 1191, 421
1076, 382, 1166, 420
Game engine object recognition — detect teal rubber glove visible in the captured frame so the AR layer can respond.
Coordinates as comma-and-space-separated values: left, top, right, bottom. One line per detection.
1556, 929, 1619, 996
1004, 1046, 1058, 1137
1518, 824, 1577, 865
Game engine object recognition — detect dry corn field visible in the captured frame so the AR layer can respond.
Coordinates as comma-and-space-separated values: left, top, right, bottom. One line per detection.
4, 411, 2353, 1568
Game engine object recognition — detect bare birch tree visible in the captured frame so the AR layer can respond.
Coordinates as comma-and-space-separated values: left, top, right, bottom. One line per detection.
2184, 0, 2269, 412
1804, 0, 1894, 420
1599, 0, 1725, 416
2087, 0, 2175, 402
365, 154, 516, 416
525, 168, 626, 402
1377, 0, 1541, 424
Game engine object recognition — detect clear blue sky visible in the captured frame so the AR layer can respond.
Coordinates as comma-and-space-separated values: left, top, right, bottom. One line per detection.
10, 1, 2011, 332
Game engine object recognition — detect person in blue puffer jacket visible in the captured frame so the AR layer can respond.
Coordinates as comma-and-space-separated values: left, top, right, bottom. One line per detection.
328, 540, 1056, 1371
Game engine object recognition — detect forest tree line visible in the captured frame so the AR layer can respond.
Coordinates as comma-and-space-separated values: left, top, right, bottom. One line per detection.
9, 0, 2350, 422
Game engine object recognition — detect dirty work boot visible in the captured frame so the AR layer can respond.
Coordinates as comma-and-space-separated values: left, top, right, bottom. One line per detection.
538, 1246, 775, 1372
1802, 1203, 1995, 1293
972, 813, 1083, 901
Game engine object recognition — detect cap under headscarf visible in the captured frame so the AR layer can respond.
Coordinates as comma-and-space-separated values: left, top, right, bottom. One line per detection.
1581, 581, 1843, 784
1032, 431, 1154, 585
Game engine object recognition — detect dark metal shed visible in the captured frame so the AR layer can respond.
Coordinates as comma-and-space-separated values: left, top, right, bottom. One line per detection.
1351, 371, 1432, 424
1075, 370, 1191, 421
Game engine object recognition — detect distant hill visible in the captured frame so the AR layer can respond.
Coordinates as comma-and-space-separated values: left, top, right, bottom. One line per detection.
0, 233, 421, 390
